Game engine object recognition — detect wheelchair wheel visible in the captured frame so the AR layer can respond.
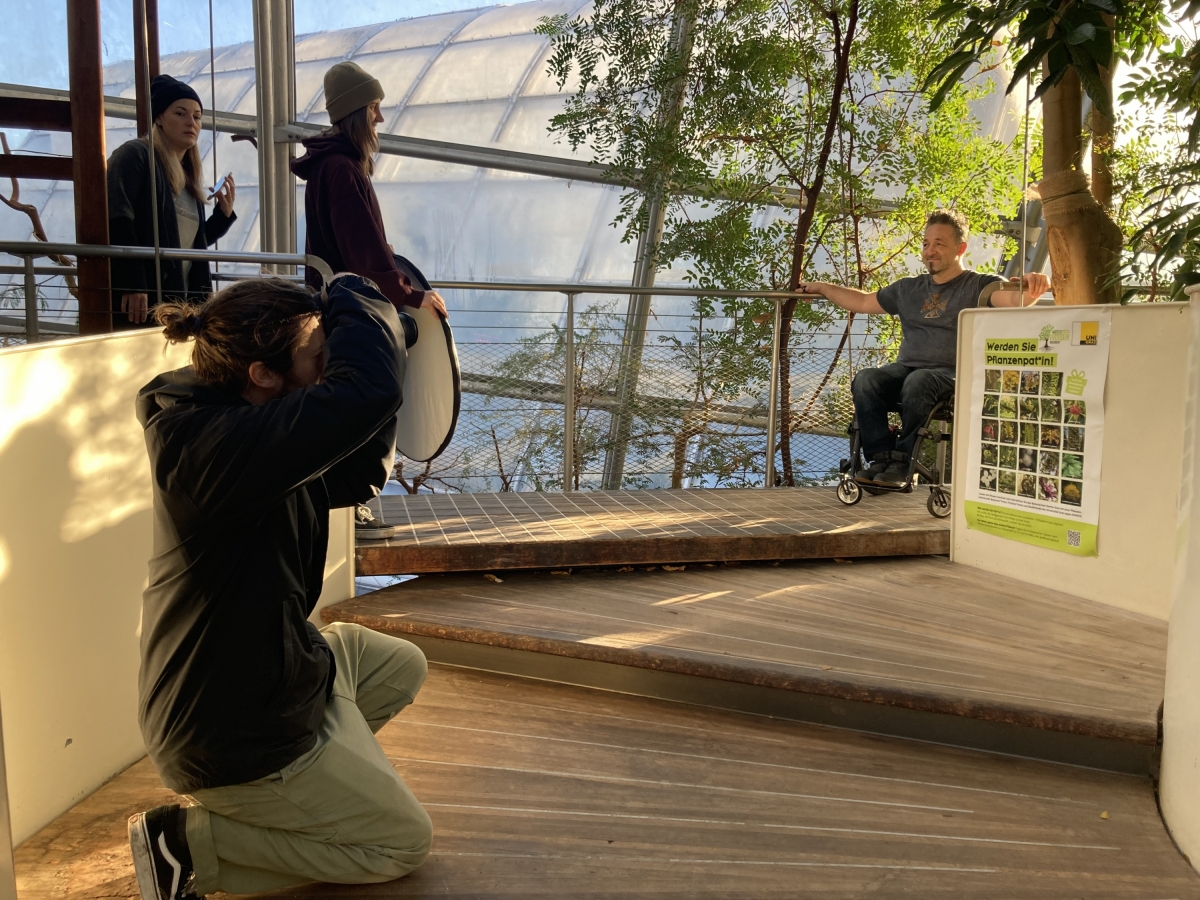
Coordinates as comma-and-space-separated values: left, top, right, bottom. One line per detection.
927, 488, 951, 518
836, 479, 863, 506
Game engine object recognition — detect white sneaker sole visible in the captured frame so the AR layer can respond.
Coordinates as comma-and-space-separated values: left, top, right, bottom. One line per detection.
128, 814, 164, 900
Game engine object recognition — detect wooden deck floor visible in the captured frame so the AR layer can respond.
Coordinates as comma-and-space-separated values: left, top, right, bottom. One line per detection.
361, 488, 949, 574
327, 556, 1166, 771
16, 666, 1197, 899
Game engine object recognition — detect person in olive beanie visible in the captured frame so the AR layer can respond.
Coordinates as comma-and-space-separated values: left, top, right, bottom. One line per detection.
108, 74, 237, 328
291, 62, 446, 319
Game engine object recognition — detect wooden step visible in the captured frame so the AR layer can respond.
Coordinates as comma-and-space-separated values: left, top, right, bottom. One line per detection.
16, 665, 1197, 898
359, 487, 949, 575
326, 556, 1165, 774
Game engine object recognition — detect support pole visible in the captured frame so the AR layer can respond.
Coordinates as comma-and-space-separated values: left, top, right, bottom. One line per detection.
764, 300, 781, 488
132, 0, 159, 136
563, 293, 576, 490
67, 0, 112, 335
23, 255, 37, 342
253, 0, 275, 266
599, 2, 696, 489
252, 0, 297, 270
136, 0, 164, 309
276, 0, 297, 259
600, 197, 664, 489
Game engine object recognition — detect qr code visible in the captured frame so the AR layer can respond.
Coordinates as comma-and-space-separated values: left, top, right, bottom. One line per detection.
1067, 529, 1081, 548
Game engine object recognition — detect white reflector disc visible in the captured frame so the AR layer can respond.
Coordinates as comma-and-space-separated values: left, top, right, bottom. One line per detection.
395, 306, 461, 462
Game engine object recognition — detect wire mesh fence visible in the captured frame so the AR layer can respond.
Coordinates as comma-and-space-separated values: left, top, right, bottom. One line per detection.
0, 263, 896, 493
392, 293, 893, 493
0, 275, 78, 347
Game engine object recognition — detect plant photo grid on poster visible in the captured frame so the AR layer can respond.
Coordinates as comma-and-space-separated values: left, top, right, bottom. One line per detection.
977, 367, 1087, 512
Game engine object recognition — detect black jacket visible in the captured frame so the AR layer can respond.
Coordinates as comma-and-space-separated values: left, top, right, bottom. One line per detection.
108, 139, 237, 328
135, 276, 405, 793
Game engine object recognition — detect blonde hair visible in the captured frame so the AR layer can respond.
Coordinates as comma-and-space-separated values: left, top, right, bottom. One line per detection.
331, 105, 379, 177
144, 126, 206, 203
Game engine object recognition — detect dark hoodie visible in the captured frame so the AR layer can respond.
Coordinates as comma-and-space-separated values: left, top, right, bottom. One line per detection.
135, 275, 405, 793
291, 132, 425, 310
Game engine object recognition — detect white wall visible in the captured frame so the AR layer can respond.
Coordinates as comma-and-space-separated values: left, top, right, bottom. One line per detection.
0, 331, 353, 846
1161, 288, 1200, 872
951, 303, 1191, 621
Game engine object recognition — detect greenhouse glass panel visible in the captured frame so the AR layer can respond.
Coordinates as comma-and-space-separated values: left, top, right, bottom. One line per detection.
352, 47, 441, 109
382, 100, 509, 163
205, 41, 257, 74
185, 71, 254, 113
453, 0, 587, 42
294, 25, 378, 63
198, 132, 261, 188
294, 60, 337, 114
406, 35, 547, 105
356, 10, 483, 54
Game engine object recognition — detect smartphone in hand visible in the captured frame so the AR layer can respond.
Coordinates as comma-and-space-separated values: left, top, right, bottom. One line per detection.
207, 173, 232, 200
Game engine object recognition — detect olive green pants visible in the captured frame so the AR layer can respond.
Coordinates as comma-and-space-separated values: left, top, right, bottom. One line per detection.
184, 622, 432, 895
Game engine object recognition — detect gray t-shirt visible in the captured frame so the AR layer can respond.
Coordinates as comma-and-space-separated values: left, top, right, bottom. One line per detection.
173, 189, 200, 286
876, 270, 1002, 370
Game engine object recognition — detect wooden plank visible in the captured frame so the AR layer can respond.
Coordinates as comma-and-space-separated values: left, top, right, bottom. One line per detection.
0, 155, 73, 181
13, 666, 1200, 899
326, 556, 1165, 749
0, 97, 72, 131
361, 488, 949, 574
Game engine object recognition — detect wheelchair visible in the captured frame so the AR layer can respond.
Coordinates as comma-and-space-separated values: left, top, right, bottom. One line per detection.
834, 394, 953, 518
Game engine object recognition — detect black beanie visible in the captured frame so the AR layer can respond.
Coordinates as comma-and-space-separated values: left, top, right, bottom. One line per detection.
151, 74, 202, 121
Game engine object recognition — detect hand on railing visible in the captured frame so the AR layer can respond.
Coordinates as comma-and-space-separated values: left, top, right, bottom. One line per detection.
122, 292, 150, 324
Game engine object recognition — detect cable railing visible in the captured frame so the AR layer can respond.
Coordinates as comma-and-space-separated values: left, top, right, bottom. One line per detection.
0, 240, 877, 491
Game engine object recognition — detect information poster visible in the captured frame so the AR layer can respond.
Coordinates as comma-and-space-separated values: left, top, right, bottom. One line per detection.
963, 308, 1112, 556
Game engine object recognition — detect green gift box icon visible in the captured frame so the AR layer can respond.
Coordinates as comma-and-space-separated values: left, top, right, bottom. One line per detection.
1065, 369, 1087, 395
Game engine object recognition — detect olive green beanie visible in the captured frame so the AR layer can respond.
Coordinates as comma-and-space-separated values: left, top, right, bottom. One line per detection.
323, 62, 385, 124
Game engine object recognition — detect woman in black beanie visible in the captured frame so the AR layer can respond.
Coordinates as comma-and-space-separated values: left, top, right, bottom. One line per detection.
107, 74, 238, 328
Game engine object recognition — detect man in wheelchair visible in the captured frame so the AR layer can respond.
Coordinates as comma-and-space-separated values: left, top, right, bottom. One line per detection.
800, 209, 1049, 487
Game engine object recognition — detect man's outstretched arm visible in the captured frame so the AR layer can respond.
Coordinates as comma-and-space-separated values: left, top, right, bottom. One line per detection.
798, 281, 887, 314
988, 273, 1052, 307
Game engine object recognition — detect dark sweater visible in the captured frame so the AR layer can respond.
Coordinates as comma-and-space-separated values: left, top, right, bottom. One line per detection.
135, 275, 405, 792
107, 139, 237, 328
291, 132, 424, 310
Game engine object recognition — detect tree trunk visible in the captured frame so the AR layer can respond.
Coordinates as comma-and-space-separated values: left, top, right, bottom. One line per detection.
1037, 58, 1122, 304
777, 0, 859, 485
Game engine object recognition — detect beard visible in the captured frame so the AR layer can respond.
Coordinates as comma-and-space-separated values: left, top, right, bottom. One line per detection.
923, 257, 949, 275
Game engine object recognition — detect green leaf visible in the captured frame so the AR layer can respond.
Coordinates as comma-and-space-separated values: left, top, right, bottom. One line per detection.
1066, 23, 1097, 45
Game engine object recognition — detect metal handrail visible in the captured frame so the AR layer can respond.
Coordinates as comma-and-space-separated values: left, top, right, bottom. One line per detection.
0, 239, 825, 487
0, 241, 813, 300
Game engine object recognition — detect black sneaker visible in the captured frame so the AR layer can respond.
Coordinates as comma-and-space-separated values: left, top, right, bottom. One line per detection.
128, 804, 199, 900
355, 504, 397, 541
876, 457, 911, 487
855, 454, 890, 485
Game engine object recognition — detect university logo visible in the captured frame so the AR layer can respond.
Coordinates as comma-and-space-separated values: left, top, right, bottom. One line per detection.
1071, 321, 1099, 346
